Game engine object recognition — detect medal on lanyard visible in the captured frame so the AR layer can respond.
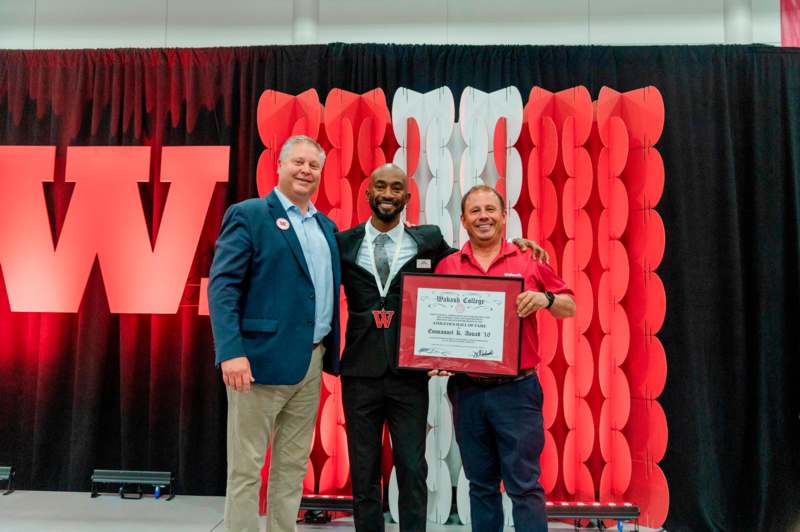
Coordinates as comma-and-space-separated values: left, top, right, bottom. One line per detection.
367, 227, 404, 329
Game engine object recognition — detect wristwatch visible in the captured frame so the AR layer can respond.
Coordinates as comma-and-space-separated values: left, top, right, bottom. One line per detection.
544, 291, 555, 309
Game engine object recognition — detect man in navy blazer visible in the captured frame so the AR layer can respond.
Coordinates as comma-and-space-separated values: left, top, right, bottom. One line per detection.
208, 135, 340, 532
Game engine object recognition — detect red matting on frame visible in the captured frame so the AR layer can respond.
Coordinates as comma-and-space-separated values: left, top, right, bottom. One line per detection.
397, 273, 523, 376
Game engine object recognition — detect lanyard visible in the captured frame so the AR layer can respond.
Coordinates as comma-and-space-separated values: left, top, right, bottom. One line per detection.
364, 224, 405, 304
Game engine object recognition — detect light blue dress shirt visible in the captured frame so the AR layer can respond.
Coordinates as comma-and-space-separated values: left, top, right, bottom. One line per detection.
273, 188, 334, 343
356, 219, 419, 285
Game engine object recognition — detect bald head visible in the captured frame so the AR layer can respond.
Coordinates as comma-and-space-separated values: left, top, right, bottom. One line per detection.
366, 163, 410, 225
370, 163, 407, 184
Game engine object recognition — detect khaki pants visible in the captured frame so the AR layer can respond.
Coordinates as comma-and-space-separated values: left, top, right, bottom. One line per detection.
224, 345, 323, 532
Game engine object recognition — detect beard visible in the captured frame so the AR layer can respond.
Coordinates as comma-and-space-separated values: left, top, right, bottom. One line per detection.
369, 196, 404, 223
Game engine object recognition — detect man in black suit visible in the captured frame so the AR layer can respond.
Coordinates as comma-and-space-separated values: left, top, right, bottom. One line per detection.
337, 164, 546, 531
337, 164, 449, 532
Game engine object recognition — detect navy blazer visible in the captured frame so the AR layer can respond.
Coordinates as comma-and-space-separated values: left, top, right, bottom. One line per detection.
208, 190, 341, 384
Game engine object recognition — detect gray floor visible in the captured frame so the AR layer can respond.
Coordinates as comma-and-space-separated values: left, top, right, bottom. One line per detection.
0, 491, 654, 532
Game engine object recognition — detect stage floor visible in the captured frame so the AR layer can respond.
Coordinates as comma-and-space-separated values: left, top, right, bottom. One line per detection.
0, 491, 654, 531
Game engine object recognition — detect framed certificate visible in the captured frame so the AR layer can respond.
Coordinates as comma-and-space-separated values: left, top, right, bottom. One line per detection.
397, 273, 523, 376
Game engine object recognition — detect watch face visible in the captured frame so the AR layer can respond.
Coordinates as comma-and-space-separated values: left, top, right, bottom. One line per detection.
545, 291, 555, 307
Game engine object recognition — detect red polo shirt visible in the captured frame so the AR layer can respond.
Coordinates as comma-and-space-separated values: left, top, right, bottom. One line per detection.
434, 240, 574, 370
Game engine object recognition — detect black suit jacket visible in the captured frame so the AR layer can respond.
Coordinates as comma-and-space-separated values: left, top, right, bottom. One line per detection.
337, 223, 455, 377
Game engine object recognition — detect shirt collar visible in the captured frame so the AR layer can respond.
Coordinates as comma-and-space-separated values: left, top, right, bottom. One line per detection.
366, 218, 404, 243
459, 239, 518, 261
273, 187, 317, 217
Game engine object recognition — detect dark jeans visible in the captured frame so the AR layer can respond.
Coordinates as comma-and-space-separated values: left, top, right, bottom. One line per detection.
448, 373, 547, 532
342, 372, 429, 532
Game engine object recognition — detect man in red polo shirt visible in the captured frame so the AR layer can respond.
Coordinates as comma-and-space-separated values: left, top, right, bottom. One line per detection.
433, 185, 575, 532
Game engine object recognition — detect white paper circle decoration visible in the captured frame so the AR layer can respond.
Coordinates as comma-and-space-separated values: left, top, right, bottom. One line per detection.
435, 401, 453, 457
427, 376, 447, 426
444, 423, 462, 483
426, 116, 455, 179
392, 146, 410, 175
505, 207, 523, 241
488, 86, 524, 147
388, 466, 399, 523
458, 225, 468, 250
428, 144, 454, 206
427, 87, 455, 146
425, 430, 438, 491
459, 156, 486, 199
459, 87, 489, 140
424, 184, 455, 246
437, 209, 454, 251
464, 119, 489, 179
391, 87, 423, 147
424, 405, 453, 466
424, 178, 444, 227
426, 460, 453, 524
503, 490, 514, 526
456, 467, 471, 525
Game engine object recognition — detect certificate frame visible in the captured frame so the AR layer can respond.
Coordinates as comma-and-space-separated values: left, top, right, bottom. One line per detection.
396, 273, 524, 376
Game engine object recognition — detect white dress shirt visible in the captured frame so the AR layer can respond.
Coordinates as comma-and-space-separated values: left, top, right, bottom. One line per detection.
356, 219, 419, 286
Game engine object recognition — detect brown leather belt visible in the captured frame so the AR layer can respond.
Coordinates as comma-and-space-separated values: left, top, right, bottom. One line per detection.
467, 368, 535, 387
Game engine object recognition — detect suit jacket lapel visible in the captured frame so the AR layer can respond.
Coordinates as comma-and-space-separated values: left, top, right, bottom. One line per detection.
391, 226, 426, 285
405, 226, 426, 253
404, 225, 438, 267
266, 192, 312, 281
342, 224, 367, 268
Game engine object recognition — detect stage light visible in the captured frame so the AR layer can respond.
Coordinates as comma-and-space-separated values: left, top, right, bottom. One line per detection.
545, 501, 640, 526
300, 494, 353, 512
0, 466, 15, 495
299, 493, 354, 524
90, 469, 175, 500
300, 495, 638, 528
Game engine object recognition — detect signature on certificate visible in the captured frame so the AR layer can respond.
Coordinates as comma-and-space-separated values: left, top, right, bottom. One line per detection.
472, 349, 494, 358
418, 347, 447, 355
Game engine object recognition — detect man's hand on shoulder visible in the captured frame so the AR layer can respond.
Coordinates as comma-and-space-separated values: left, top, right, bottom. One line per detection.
221, 356, 255, 393
511, 238, 550, 264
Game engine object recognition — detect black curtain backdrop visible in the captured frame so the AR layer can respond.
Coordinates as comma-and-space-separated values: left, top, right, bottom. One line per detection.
0, 44, 798, 531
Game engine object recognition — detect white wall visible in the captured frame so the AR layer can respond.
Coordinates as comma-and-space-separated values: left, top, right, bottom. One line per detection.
0, 0, 782, 50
